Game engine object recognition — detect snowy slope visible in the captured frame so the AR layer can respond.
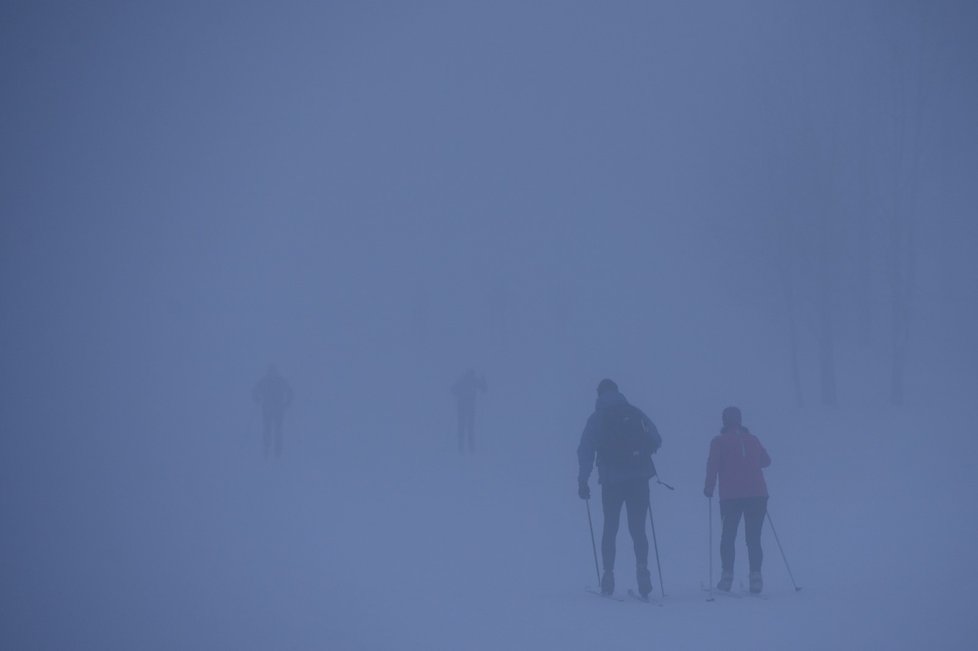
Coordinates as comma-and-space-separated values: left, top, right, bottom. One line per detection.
5, 401, 973, 650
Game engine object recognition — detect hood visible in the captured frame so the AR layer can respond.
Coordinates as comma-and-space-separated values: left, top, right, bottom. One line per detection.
595, 389, 628, 410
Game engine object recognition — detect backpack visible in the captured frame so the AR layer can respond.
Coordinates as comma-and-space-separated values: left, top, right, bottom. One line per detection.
596, 403, 657, 467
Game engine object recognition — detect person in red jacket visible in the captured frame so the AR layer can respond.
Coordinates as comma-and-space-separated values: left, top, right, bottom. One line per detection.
703, 406, 771, 594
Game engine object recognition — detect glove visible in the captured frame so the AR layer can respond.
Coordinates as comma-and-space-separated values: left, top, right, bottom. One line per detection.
578, 481, 591, 500
703, 487, 713, 498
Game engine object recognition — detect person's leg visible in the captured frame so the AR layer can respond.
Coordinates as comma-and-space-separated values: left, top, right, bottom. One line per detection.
623, 480, 650, 569
457, 407, 465, 453
601, 483, 626, 573
719, 499, 745, 574
600, 482, 625, 593
624, 479, 653, 596
262, 410, 273, 457
273, 412, 284, 458
744, 497, 768, 572
465, 408, 475, 452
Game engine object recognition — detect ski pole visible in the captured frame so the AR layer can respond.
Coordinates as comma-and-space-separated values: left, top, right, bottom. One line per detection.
647, 501, 665, 597
766, 510, 802, 591
585, 499, 601, 587
706, 497, 715, 601
655, 478, 675, 490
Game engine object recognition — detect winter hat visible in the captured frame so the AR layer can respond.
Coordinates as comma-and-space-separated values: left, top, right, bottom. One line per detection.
597, 379, 619, 396
722, 406, 742, 429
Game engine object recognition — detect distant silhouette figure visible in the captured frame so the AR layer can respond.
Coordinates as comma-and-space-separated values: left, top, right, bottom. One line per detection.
253, 365, 293, 458
451, 369, 487, 453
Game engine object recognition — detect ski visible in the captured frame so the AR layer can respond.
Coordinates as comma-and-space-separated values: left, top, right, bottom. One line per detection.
736, 581, 769, 599
701, 584, 769, 600
701, 584, 743, 599
585, 587, 625, 602
627, 589, 663, 606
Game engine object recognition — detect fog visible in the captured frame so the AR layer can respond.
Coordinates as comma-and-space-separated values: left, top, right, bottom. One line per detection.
2, 2, 976, 649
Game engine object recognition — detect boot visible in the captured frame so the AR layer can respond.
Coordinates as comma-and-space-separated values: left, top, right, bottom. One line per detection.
716, 569, 733, 592
636, 566, 653, 598
749, 571, 763, 594
600, 570, 615, 595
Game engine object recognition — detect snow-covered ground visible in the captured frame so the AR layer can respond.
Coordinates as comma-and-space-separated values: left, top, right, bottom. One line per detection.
4, 400, 975, 650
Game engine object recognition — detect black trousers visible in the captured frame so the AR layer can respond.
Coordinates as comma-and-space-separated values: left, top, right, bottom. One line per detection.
457, 406, 475, 453
719, 496, 768, 573
601, 479, 649, 572
263, 409, 285, 457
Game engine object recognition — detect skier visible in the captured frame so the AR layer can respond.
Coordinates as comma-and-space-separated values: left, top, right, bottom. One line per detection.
577, 379, 662, 598
252, 365, 294, 458
451, 369, 487, 453
703, 406, 771, 594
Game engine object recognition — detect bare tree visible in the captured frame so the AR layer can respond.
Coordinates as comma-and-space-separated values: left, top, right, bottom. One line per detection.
779, 234, 806, 408
879, 0, 936, 405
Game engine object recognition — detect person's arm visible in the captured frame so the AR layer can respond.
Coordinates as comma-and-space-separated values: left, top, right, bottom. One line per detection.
577, 415, 600, 499
577, 415, 599, 484
704, 437, 720, 497
757, 437, 771, 468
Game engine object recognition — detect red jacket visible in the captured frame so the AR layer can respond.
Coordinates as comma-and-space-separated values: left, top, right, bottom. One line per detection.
704, 427, 771, 500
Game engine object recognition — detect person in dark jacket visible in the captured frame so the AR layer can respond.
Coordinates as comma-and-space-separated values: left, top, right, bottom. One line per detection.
253, 365, 294, 458
451, 369, 487, 454
577, 379, 662, 597
704, 406, 771, 593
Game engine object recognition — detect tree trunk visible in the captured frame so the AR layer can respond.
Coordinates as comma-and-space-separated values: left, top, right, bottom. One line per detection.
817, 214, 837, 407
782, 253, 805, 408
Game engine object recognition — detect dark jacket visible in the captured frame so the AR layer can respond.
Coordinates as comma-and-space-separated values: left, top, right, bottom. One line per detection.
577, 390, 661, 485
253, 372, 293, 414
451, 372, 486, 411
704, 426, 771, 500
